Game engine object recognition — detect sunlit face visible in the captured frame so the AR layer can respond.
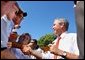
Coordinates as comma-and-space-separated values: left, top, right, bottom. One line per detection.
13, 13, 23, 25
52, 20, 62, 36
22, 35, 31, 45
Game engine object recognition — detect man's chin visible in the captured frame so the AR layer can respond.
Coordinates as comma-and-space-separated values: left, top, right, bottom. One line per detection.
54, 31, 59, 36
53, 32, 57, 35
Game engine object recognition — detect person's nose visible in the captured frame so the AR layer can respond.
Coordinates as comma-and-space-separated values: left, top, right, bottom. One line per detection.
52, 25, 55, 30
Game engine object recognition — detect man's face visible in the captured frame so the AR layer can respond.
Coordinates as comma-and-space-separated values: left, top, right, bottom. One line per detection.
13, 13, 23, 25
52, 20, 62, 36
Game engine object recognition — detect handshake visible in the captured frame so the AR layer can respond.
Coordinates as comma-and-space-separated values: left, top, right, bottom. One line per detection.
7, 42, 32, 55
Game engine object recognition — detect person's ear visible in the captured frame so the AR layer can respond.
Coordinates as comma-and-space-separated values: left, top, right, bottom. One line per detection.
61, 24, 64, 28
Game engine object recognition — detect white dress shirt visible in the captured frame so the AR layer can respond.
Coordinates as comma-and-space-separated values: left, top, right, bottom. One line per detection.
1, 15, 13, 48
53, 32, 79, 59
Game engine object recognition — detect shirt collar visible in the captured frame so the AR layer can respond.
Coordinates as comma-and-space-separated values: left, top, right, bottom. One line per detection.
1, 15, 11, 23
60, 31, 68, 39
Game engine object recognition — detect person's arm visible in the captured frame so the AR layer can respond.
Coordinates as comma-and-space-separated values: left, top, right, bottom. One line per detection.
50, 45, 79, 59
30, 50, 42, 59
63, 51, 79, 59
21, 45, 42, 59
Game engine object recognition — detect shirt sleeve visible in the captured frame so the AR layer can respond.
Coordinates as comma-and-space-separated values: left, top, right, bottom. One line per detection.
72, 34, 79, 55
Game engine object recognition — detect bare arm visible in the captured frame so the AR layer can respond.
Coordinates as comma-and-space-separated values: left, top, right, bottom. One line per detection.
64, 51, 79, 59
53, 48, 79, 59
50, 45, 79, 59
30, 50, 42, 59
21, 45, 43, 59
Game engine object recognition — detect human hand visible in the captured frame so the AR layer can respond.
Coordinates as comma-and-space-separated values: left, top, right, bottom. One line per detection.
7, 42, 12, 48
21, 44, 32, 55
50, 45, 63, 56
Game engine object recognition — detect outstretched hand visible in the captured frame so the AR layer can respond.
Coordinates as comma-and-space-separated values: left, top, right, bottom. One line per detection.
21, 44, 32, 55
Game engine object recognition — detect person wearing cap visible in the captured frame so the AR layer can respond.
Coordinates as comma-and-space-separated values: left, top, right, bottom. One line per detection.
9, 8, 27, 39
7, 7, 27, 50
8, 6, 27, 59
11, 7, 27, 32
12, 8, 27, 27
1, 1, 27, 59
1, 1, 20, 59
1, 1, 19, 50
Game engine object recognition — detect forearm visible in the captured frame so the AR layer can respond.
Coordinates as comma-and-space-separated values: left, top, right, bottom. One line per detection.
30, 50, 42, 59
64, 52, 79, 59
53, 49, 79, 59
21, 45, 43, 59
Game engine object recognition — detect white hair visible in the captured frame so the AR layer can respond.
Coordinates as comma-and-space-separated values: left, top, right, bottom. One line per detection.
54, 18, 69, 31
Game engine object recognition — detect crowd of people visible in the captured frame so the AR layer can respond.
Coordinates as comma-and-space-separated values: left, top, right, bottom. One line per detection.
1, 1, 84, 59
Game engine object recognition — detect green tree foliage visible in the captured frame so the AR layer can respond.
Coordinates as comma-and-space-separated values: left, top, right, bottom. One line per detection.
37, 33, 56, 48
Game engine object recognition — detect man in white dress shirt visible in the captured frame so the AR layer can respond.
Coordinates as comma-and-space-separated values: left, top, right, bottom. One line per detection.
50, 18, 79, 59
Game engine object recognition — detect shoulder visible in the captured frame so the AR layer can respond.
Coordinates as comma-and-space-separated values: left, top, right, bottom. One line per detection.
66, 33, 77, 42
62, 33, 77, 42
66, 33, 77, 37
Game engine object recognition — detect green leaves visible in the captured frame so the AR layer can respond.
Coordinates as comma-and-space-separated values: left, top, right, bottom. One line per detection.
37, 33, 56, 48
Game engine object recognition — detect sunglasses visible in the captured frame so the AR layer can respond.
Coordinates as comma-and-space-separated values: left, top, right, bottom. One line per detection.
15, 11, 19, 15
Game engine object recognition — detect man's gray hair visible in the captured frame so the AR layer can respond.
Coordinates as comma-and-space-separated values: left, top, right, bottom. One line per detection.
54, 18, 69, 31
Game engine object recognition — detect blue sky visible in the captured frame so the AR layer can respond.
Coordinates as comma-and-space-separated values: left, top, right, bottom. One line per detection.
17, 1, 76, 40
